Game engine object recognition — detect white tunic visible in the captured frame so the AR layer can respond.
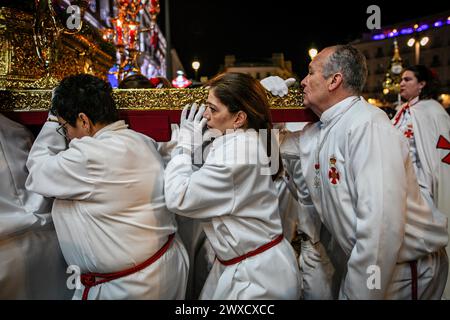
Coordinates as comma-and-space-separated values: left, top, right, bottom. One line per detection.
26, 120, 188, 299
393, 98, 450, 298
296, 97, 448, 299
164, 130, 301, 299
281, 132, 340, 299
0, 114, 70, 299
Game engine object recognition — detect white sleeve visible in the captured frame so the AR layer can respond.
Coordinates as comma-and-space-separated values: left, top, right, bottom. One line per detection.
281, 131, 322, 243
164, 153, 235, 219
25, 121, 94, 200
342, 120, 406, 299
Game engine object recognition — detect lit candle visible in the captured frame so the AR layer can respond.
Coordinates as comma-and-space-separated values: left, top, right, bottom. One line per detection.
115, 20, 123, 46
129, 28, 136, 49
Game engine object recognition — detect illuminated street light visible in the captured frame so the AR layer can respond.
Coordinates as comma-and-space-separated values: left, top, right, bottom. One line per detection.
407, 38, 416, 47
192, 60, 200, 81
406, 36, 430, 64
308, 48, 318, 60
420, 36, 429, 46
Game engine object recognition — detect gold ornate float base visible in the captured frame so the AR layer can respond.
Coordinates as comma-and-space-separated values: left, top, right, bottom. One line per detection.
0, 88, 311, 141
0, 88, 304, 112
0, 7, 114, 90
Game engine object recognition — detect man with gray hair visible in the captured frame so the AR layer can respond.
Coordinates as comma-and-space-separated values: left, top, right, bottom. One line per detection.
262, 45, 448, 299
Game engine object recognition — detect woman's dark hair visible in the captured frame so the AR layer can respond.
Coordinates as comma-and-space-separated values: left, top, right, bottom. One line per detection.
119, 74, 173, 89
119, 74, 153, 89
206, 72, 283, 180
51, 74, 118, 126
405, 65, 440, 100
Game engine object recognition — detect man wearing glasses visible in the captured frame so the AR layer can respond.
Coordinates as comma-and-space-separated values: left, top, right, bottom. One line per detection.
25, 74, 188, 300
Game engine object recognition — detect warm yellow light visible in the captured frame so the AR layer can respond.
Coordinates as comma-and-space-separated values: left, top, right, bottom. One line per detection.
414, 24, 419, 29
440, 94, 450, 107
308, 48, 318, 60
420, 36, 429, 46
192, 61, 200, 71
383, 88, 390, 95
392, 29, 397, 33
407, 38, 416, 47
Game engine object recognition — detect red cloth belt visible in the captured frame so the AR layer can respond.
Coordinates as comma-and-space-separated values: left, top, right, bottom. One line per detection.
409, 260, 418, 300
217, 234, 284, 266
80, 233, 175, 300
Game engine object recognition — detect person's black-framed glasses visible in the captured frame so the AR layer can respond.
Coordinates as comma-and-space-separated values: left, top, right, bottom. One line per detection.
56, 121, 68, 139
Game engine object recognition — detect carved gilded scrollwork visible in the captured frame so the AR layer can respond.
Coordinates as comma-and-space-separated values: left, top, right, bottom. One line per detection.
0, 7, 114, 90
0, 88, 304, 112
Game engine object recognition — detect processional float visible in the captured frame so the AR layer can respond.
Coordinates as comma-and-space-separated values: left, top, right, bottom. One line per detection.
0, 1, 315, 141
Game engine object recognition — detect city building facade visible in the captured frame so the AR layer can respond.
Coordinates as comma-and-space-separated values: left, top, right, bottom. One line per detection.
352, 11, 450, 107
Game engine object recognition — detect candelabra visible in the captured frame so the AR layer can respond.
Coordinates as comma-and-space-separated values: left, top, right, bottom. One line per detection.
102, 0, 160, 82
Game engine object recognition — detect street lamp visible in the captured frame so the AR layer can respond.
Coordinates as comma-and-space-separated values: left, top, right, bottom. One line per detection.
308, 48, 318, 60
407, 36, 430, 64
192, 60, 200, 81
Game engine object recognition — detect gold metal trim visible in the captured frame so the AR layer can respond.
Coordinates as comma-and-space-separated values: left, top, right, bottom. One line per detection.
0, 88, 303, 112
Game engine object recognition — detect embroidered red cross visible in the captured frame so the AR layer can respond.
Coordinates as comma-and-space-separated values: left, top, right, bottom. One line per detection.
404, 129, 414, 139
437, 135, 450, 165
328, 167, 340, 184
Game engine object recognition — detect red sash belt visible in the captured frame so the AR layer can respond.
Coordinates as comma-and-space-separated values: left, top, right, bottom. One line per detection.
80, 233, 175, 300
217, 234, 284, 266
409, 260, 418, 300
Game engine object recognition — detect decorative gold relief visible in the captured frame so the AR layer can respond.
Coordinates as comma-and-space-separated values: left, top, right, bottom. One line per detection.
0, 7, 114, 90
0, 88, 304, 112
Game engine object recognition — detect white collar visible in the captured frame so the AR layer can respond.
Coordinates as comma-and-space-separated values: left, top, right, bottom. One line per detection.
408, 96, 420, 107
93, 120, 128, 138
320, 96, 359, 126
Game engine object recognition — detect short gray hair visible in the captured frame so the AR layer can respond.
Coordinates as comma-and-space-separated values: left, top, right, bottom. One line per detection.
322, 45, 368, 95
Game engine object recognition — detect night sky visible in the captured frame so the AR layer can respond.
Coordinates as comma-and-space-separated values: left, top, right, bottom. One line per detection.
158, 0, 449, 79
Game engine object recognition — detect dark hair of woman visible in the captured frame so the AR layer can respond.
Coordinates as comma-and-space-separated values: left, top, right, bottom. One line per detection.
206, 72, 283, 180
405, 65, 440, 100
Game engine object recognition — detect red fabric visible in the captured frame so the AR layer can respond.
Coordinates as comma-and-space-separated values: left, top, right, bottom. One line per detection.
217, 234, 284, 266
1, 109, 318, 142
409, 261, 418, 300
393, 104, 410, 126
436, 135, 450, 165
149, 77, 161, 87
80, 233, 175, 300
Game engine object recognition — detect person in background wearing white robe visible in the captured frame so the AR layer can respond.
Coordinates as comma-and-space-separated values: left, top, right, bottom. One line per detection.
164, 72, 301, 299
277, 126, 340, 300
25, 74, 188, 300
261, 45, 448, 299
393, 65, 450, 299
0, 114, 71, 299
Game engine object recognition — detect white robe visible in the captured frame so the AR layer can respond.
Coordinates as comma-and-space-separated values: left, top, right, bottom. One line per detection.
280, 131, 340, 300
393, 98, 450, 298
0, 114, 70, 299
25, 120, 188, 300
295, 97, 448, 299
157, 123, 213, 299
164, 130, 301, 299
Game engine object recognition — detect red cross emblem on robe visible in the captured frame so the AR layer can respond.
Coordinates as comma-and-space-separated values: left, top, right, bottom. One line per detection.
437, 135, 450, 165
328, 156, 340, 185
404, 129, 414, 139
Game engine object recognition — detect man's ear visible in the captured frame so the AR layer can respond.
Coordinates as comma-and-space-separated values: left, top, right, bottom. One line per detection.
328, 73, 343, 91
234, 111, 248, 129
78, 113, 91, 130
